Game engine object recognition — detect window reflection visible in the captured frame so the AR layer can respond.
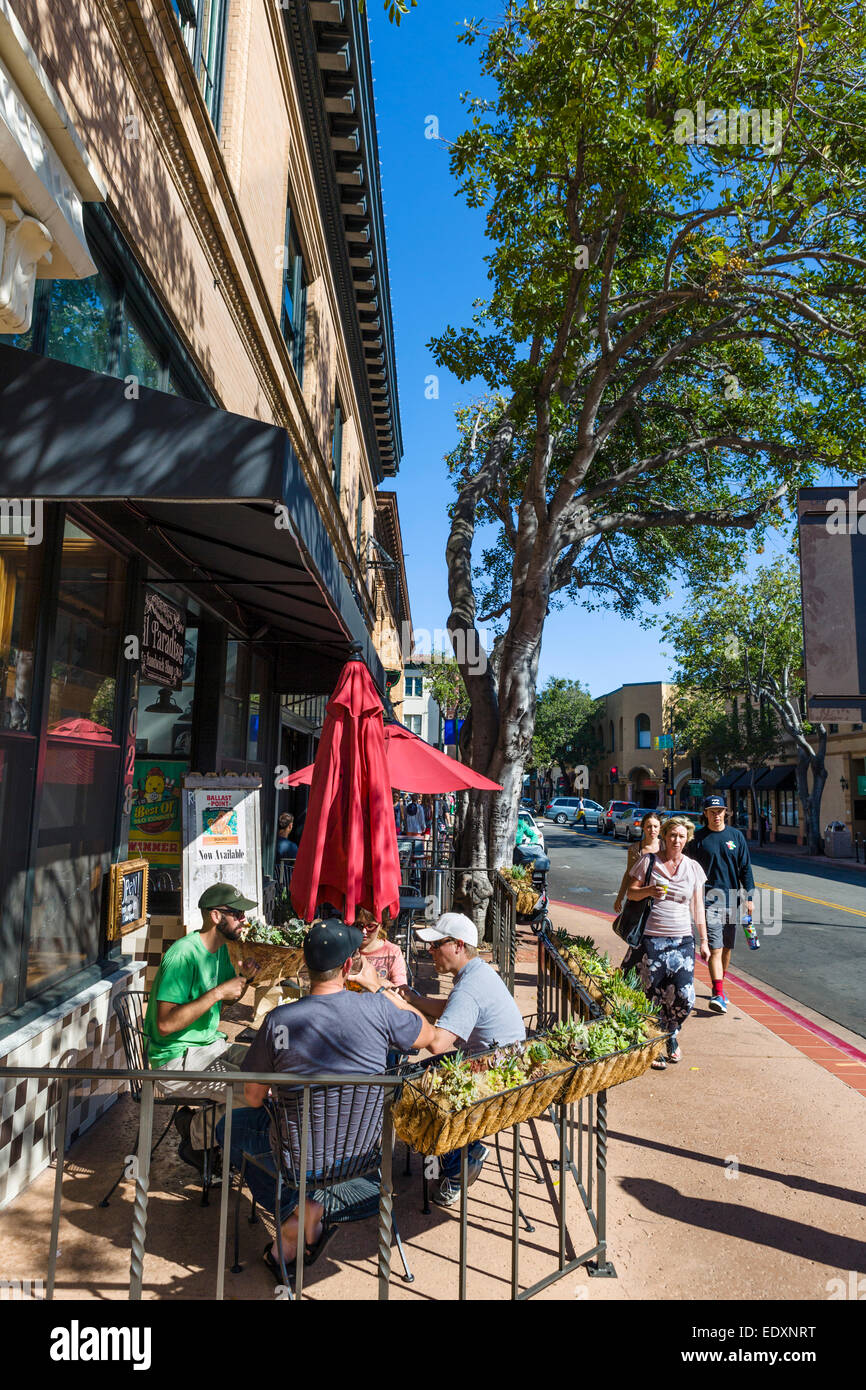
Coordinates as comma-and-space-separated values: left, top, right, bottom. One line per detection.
0, 535, 43, 731
28, 522, 124, 998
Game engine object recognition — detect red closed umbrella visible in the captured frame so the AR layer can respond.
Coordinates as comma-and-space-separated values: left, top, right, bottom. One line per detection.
289, 656, 401, 926
280, 721, 503, 794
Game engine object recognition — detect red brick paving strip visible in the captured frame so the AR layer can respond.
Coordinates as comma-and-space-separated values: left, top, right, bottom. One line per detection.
549, 897, 866, 1099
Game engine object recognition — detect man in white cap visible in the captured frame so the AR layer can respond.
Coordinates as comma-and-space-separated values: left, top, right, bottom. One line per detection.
405, 912, 526, 1206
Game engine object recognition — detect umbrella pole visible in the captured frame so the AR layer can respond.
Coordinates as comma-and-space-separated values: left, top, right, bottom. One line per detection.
432, 796, 440, 867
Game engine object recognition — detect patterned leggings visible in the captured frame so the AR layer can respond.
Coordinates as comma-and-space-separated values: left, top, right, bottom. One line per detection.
622, 935, 696, 1041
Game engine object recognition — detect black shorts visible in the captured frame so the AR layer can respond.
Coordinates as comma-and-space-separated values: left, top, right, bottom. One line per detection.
706, 917, 737, 951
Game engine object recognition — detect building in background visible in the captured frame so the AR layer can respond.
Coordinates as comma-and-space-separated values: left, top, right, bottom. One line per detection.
400, 655, 443, 747
0, 0, 407, 1206
590, 682, 691, 810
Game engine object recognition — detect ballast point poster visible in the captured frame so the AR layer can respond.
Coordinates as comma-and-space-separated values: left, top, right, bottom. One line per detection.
182, 774, 262, 928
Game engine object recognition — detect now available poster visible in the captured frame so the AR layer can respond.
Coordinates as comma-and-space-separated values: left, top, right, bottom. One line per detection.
181, 774, 262, 928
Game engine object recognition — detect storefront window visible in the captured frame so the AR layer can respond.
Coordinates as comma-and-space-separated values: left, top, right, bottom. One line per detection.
44, 272, 119, 376
0, 535, 43, 731
222, 640, 250, 761
27, 523, 125, 998
125, 310, 163, 389
778, 789, 799, 827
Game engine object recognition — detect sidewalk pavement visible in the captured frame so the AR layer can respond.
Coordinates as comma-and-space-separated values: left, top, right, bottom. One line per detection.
749, 840, 866, 872
0, 906, 863, 1300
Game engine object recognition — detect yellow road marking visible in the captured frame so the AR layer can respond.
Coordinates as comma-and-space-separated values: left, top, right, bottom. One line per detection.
564, 830, 866, 918
754, 882, 866, 919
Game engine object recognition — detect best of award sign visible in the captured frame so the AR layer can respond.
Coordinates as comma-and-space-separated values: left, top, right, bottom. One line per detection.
181, 773, 263, 928
142, 589, 185, 689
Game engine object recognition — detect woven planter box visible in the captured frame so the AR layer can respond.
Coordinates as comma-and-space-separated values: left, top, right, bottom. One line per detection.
555, 1028, 668, 1105
227, 938, 306, 989
393, 1058, 574, 1156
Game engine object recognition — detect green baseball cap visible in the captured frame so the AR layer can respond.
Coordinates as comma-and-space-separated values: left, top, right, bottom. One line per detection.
197, 882, 258, 913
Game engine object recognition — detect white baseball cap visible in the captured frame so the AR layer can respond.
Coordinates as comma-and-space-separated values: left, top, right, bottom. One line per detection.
415, 912, 478, 947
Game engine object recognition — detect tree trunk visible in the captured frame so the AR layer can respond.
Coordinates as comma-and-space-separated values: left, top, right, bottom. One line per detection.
796, 746, 827, 856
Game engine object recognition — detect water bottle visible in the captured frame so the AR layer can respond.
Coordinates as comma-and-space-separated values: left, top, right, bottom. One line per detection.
742, 913, 760, 950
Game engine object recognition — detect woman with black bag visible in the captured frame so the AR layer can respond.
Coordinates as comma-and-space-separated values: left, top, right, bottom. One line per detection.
622, 816, 710, 1070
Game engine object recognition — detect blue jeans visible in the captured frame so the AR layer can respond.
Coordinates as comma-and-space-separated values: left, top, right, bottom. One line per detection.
217, 1107, 300, 1220
440, 1140, 488, 1180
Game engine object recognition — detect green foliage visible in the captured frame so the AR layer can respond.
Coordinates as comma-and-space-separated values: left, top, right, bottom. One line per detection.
433, 0, 866, 643
666, 684, 784, 780
429, 1053, 479, 1110
426, 657, 471, 719
531, 677, 604, 772
245, 917, 307, 947
89, 677, 116, 729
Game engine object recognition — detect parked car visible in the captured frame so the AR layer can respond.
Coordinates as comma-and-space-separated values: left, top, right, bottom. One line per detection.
517, 811, 545, 851
567, 798, 604, 829
614, 807, 659, 841
544, 796, 585, 824
597, 800, 638, 835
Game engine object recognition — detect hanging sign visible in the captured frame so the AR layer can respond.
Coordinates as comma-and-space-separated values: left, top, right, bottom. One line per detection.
182, 773, 263, 928
141, 589, 185, 689
107, 858, 149, 940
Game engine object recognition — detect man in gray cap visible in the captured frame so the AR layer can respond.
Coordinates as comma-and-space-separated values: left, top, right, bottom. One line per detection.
143, 882, 258, 1164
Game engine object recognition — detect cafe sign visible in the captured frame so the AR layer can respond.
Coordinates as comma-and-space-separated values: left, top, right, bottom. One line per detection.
182, 773, 263, 929
142, 589, 185, 689
107, 858, 149, 940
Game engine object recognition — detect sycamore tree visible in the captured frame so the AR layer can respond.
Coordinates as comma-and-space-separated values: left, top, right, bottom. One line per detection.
530, 677, 603, 782
666, 684, 785, 823
429, 0, 866, 895
663, 561, 827, 851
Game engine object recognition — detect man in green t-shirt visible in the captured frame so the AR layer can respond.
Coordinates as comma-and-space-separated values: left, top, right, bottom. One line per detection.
143, 882, 258, 1165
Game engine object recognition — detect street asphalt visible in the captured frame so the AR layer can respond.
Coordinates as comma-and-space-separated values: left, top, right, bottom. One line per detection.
537, 819, 866, 1040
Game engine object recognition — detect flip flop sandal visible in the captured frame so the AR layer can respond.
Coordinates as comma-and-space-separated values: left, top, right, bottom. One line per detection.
263, 1242, 293, 1285
304, 1222, 340, 1267
651, 1056, 667, 1070
667, 1047, 682, 1063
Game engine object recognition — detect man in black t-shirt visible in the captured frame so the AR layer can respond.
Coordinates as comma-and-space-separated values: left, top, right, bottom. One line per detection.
685, 795, 755, 1015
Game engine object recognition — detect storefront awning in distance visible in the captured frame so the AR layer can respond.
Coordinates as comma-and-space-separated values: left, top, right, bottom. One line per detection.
0, 345, 383, 689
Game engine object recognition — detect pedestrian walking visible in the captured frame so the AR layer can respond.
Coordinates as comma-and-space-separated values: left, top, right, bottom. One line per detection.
685, 794, 755, 1014
613, 810, 662, 915
623, 816, 710, 1068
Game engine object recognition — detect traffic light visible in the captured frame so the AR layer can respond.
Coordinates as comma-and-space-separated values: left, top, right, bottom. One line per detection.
610, 766, 618, 784
667, 786, 675, 799
663, 767, 670, 787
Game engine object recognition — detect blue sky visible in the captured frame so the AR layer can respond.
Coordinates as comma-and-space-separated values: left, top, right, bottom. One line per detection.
367, 4, 794, 699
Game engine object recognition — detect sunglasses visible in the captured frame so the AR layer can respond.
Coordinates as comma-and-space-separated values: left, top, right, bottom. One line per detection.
221, 907, 246, 920
428, 938, 456, 950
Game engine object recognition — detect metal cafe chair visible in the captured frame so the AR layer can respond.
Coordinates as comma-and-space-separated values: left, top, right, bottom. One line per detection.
231, 1080, 414, 1295
98, 989, 219, 1208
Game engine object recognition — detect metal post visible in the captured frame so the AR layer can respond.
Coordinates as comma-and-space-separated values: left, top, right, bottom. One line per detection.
129, 1078, 154, 1300
377, 1093, 394, 1300
589, 1089, 616, 1276
558, 1101, 567, 1270
46, 1079, 69, 1301
215, 1088, 233, 1302
295, 1088, 310, 1298
458, 1146, 469, 1301
511, 1124, 520, 1300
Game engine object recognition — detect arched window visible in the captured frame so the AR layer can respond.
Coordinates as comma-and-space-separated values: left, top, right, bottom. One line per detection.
635, 713, 651, 749
609, 720, 615, 752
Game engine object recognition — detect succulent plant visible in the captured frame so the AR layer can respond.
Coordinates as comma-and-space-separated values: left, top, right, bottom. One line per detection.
429, 1053, 480, 1111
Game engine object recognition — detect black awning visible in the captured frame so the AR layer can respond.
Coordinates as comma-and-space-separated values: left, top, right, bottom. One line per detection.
728, 768, 765, 790
0, 345, 383, 688
715, 767, 748, 790
755, 764, 797, 791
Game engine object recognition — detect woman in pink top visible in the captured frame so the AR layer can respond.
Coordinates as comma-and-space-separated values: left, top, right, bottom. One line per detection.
356, 909, 408, 986
624, 816, 710, 1068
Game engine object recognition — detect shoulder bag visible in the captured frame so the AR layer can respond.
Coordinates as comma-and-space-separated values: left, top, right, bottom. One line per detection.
612, 852, 657, 949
